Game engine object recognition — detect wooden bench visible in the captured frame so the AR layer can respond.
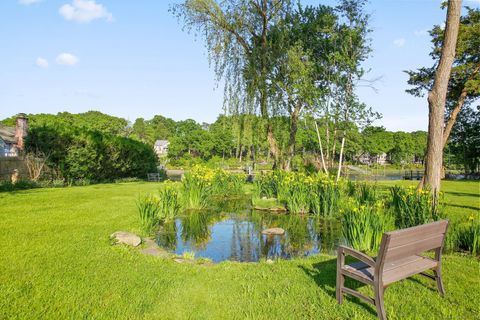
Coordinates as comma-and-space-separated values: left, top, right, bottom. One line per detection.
336, 220, 449, 320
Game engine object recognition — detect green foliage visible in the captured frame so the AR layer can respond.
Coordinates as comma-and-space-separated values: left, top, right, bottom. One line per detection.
136, 194, 160, 233
181, 166, 213, 209
389, 186, 441, 229
342, 202, 393, 252
26, 125, 158, 182
211, 170, 245, 197
1, 111, 128, 136
455, 218, 480, 256
253, 172, 279, 199
158, 183, 181, 220
311, 179, 340, 218
0, 180, 39, 192
356, 182, 378, 204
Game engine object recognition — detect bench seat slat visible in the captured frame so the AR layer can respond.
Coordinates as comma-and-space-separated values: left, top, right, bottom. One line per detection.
343, 255, 438, 286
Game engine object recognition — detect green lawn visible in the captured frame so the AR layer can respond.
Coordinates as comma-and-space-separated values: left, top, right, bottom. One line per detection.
0, 181, 478, 319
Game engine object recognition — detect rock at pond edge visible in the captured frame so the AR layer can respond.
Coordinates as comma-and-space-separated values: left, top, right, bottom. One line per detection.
261, 228, 285, 236
111, 231, 141, 247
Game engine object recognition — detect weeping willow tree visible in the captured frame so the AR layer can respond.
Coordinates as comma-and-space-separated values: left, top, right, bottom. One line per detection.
172, 0, 292, 168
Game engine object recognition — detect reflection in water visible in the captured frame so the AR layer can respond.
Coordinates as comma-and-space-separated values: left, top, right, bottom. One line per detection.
155, 198, 343, 262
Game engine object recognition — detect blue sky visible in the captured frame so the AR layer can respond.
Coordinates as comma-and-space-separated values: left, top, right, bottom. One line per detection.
0, 0, 479, 131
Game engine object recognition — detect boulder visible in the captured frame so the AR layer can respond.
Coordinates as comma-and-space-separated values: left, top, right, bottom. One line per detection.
111, 231, 141, 247
261, 228, 285, 236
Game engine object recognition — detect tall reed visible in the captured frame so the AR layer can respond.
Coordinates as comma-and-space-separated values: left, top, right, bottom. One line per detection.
181, 166, 212, 209
456, 217, 480, 256
158, 183, 181, 220
137, 194, 160, 232
390, 186, 440, 228
311, 179, 340, 217
342, 202, 393, 252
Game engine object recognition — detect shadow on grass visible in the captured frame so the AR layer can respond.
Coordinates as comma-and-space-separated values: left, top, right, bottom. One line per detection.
445, 203, 479, 211
298, 258, 378, 318
444, 191, 480, 198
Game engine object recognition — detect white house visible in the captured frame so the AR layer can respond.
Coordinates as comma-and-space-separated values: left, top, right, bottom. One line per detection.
154, 140, 170, 156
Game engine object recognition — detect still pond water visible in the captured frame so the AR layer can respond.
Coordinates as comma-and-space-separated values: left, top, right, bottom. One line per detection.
155, 197, 344, 262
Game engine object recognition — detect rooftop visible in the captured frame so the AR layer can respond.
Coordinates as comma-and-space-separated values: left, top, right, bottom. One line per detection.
0, 125, 16, 144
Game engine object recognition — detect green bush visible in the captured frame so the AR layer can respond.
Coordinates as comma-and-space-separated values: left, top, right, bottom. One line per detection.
389, 186, 441, 229
26, 125, 158, 182
0, 180, 39, 192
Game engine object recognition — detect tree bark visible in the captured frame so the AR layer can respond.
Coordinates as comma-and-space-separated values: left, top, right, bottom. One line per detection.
284, 102, 301, 171
423, 0, 462, 194
314, 119, 329, 175
336, 135, 346, 182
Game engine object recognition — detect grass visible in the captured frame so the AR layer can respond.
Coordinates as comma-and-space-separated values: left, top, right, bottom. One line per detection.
0, 180, 479, 319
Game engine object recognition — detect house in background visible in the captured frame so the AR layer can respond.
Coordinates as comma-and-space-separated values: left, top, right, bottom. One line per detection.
0, 114, 28, 157
154, 140, 170, 157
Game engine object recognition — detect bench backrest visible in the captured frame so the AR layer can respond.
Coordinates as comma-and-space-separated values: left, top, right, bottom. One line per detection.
377, 220, 449, 265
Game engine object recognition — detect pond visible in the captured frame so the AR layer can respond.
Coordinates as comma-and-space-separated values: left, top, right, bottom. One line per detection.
155, 197, 343, 262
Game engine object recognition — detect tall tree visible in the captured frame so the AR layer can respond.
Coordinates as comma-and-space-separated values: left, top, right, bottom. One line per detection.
422, 0, 462, 194
172, 0, 292, 168
406, 6, 480, 148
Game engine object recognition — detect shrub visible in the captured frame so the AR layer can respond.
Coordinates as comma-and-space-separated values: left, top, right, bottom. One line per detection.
0, 180, 39, 192
158, 183, 181, 220
456, 218, 480, 256
136, 194, 160, 232
389, 186, 441, 229
26, 125, 158, 182
342, 202, 393, 252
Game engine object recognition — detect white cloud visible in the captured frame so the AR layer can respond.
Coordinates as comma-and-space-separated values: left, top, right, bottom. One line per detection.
393, 38, 406, 48
18, 0, 42, 5
59, 0, 113, 23
35, 57, 49, 68
56, 53, 79, 66
414, 29, 429, 37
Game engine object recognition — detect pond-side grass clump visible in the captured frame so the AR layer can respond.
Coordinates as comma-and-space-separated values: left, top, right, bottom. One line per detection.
390, 185, 441, 228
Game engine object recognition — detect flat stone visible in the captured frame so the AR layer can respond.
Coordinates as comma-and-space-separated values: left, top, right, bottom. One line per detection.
111, 231, 141, 247
140, 237, 170, 257
261, 228, 285, 236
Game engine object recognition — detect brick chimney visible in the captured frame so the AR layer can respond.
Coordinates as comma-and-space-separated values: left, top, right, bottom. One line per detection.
15, 113, 28, 151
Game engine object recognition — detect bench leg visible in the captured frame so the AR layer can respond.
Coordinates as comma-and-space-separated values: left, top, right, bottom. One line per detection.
336, 271, 344, 304
433, 267, 445, 297
374, 285, 387, 320
336, 249, 345, 304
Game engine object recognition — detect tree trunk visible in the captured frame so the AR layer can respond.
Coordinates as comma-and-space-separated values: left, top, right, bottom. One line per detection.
314, 119, 329, 175
423, 0, 462, 195
336, 135, 346, 182
285, 102, 301, 171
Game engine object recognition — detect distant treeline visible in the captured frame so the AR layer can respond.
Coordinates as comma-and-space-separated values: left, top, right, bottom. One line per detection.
2, 109, 478, 173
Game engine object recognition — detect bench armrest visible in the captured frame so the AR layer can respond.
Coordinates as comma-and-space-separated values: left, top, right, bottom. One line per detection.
337, 245, 376, 267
